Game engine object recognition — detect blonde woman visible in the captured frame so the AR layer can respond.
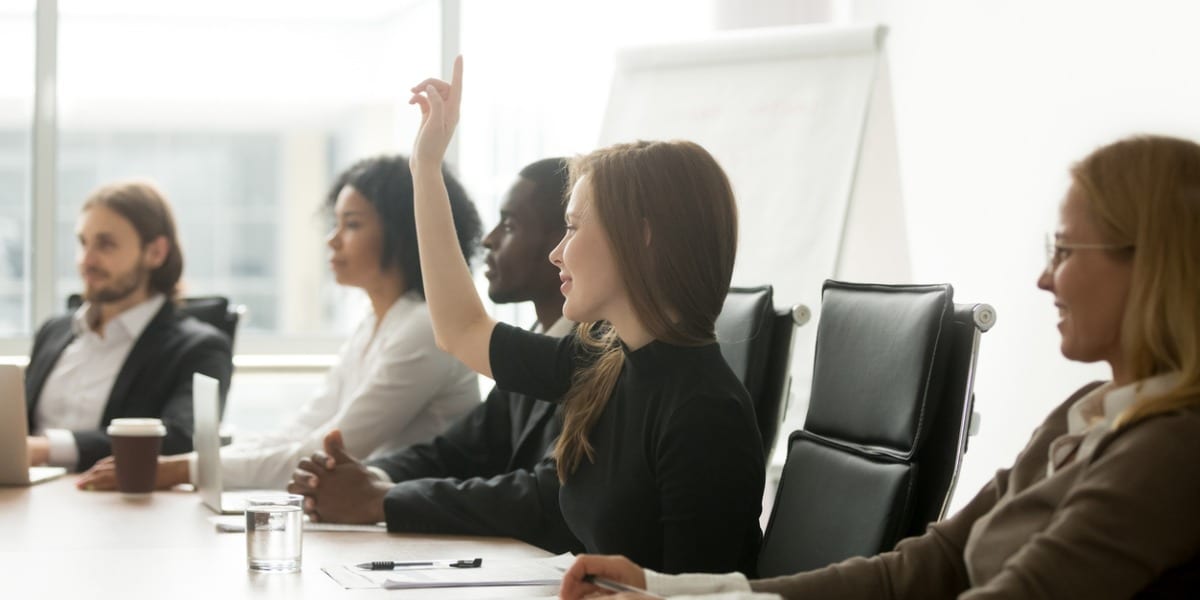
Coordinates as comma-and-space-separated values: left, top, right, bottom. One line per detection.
406, 58, 765, 575
561, 135, 1200, 599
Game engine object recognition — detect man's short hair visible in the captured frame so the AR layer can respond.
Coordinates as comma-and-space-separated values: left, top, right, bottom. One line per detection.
518, 157, 571, 234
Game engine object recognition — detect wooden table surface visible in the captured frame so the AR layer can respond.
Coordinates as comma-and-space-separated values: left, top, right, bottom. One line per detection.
0, 477, 559, 599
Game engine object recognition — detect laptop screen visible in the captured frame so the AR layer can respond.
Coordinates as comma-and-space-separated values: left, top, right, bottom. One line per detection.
191, 372, 224, 510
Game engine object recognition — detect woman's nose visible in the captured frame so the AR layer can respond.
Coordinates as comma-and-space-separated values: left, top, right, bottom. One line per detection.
548, 236, 566, 266
1036, 266, 1053, 292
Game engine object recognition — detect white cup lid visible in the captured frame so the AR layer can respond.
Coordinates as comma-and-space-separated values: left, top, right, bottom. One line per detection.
106, 418, 167, 437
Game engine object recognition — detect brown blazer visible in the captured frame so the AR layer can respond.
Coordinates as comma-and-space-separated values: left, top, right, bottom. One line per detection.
752, 382, 1200, 599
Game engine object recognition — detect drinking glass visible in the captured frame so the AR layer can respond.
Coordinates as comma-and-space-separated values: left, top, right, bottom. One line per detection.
245, 494, 303, 572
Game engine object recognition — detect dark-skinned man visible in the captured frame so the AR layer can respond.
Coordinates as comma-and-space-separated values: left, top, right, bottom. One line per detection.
289, 158, 581, 553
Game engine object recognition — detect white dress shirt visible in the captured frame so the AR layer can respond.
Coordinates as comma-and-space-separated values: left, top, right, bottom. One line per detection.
35, 294, 167, 469
192, 292, 481, 490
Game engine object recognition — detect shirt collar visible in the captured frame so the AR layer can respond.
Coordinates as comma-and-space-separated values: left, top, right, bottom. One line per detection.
372, 291, 421, 331
1066, 371, 1182, 435
72, 294, 167, 340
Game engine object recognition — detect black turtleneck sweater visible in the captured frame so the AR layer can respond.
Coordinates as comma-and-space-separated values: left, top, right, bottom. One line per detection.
489, 322, 765, 576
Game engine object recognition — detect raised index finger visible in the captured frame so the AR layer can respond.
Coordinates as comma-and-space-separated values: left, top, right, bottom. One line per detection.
449, 55, 463, 107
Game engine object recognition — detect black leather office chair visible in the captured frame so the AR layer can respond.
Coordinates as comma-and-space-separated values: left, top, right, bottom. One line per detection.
756, 280, 994, 577
67, 294, 245, 347
715, 286, 807, 459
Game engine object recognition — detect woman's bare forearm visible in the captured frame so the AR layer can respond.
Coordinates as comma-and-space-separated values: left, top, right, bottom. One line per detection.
411, 163, 495, 377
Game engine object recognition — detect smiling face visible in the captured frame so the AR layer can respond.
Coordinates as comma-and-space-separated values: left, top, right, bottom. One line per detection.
76, 205, 162, 304
326, 185, 388, 289
548, 176, 627, 323
481, 178, 562, 304
1037, 185, 1134, 372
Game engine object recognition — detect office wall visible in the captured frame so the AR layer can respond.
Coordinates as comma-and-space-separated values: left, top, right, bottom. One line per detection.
847, 0, 1200, 508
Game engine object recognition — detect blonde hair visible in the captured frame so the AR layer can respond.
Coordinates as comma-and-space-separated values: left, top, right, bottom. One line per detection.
1070, 135, 1200, 427
554, 140, 738, 480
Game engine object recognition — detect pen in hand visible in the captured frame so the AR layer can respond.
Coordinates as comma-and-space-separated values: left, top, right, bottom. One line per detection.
356, 557, 482, 570
583, 574, 666, 599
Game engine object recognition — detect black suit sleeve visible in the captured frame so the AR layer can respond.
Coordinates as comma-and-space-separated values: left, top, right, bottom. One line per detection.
366, 386, 514, 482
381, 457, 582, 554
24, 316, 70, 431
71, 325, 233, 471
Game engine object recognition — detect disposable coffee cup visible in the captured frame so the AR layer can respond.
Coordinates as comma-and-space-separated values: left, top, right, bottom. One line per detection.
106, 418, 167, 496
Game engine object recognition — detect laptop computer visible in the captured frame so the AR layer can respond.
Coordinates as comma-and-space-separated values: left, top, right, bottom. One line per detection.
193, 372, 278, 514
0, 364, 68, 486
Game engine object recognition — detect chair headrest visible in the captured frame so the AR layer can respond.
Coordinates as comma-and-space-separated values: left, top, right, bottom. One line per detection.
715, 286, 775, 394
181, 297, 230, 323
806, 281, 954, 459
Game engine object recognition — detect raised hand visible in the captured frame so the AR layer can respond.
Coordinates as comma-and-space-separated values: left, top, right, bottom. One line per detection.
409, 55, 464, 170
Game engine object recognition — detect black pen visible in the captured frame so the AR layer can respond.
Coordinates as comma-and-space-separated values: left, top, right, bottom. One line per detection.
583, 574, 666, 599
356, 557, 482, 570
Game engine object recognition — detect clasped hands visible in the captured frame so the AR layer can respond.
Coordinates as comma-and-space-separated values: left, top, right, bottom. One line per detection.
287, 428, 390, 525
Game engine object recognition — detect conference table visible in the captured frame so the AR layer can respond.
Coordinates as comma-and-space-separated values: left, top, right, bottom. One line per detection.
0, 477, 560, 599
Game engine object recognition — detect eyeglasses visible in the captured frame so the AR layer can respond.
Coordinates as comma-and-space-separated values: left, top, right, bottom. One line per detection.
1044, 233, 1134, 273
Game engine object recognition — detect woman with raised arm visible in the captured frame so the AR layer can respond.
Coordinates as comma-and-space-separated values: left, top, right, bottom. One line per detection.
407, 57, 764, 575
560, 135, 1200, 599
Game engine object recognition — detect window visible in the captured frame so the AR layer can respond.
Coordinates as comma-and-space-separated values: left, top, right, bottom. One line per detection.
49, 0, 440, 346
0, 1, 34, 336
4, 0, 719, 353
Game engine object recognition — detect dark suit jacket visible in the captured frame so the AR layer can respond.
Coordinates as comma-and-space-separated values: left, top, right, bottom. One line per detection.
25, 301, 233, 471
367, 385, 582, 554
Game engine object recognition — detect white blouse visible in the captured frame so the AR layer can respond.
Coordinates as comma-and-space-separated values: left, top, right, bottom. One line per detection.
190, 292, 480, 489
1047, 372, 1179, 475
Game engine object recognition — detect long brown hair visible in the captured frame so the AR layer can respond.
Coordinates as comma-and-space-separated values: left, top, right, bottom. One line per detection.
82, 180, 184, 300
1069, 135, 1200, 427
554, 140, 739, 480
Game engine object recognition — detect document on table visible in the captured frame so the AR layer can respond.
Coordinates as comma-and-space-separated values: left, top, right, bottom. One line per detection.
321, 553, 574, 591
208, 514, 386, 533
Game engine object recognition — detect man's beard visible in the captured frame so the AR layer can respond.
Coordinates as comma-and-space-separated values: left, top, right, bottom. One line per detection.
83, 263, 150, 304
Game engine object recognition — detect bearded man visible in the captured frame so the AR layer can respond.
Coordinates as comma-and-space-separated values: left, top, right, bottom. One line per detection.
24, 181, 232, 472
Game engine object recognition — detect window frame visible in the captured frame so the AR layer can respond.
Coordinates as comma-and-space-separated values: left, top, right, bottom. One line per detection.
3, 0, 461, 361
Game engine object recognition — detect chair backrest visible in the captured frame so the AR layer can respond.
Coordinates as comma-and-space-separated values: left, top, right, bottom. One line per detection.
757, 280, 993, 577
66, 294, 244, 347
715, 286, 799, 458
906, 302, 995, 535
